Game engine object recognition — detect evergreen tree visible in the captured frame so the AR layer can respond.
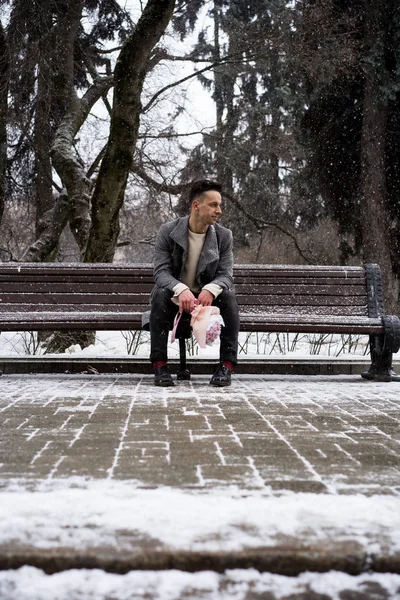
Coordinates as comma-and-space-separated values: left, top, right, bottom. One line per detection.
174, 0, 312, 246
301, 0, 400, 308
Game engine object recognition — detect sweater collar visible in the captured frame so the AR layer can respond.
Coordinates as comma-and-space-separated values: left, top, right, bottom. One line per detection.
169, 216, 219, 274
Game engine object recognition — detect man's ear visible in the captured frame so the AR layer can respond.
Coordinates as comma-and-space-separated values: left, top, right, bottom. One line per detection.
192, 199, 199, 211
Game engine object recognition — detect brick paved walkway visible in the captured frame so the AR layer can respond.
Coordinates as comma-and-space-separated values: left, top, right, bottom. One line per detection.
0, 372, 400, 594
1, 373, 399, 494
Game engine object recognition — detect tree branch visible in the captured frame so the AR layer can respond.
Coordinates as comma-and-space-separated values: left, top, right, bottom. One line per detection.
117, 236, 156, 247
223, 191, 314, 264
85, 0, 177, 262
130, 164, 188, 196
142, 53, 257, 114
138, 128, 214, 139
20, 193, 70, 262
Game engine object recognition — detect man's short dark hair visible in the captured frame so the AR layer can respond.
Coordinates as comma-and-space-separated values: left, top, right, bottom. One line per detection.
188, 180, 222, 203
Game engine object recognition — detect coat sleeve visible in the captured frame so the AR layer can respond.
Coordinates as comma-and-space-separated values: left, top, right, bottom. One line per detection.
153, 224, 181, 291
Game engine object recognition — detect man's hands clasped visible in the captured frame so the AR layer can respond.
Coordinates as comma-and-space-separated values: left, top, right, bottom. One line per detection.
178, 288, 214, 313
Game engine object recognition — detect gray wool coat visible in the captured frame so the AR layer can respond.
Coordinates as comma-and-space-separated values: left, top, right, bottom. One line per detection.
142, 216, 234, 329
152, 216, 234, 298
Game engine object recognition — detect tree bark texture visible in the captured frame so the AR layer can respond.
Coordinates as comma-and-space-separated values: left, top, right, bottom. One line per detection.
85, 0, 176, 263
34, 25, 54, 236
22, 1, 114, 262
21, 193, 70, 261
213, 0, 234, 196
359, 0, 398, 310
50, 0, 91, 257
0, 21, 8, 227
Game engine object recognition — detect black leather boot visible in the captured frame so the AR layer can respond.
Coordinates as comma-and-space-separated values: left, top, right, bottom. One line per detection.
210, 364, 232, 387
154, 365, 175, 387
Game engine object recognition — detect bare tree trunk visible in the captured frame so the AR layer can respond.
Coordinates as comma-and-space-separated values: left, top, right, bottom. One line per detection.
20, 194, 70, 261
268, 51, 281, 211
50, 0, 92, 257
34, 35, 54, 238
213, 0, 225, 184
0, 21, 8, 228
359, 0, 398, 310
85, 0, 176, 263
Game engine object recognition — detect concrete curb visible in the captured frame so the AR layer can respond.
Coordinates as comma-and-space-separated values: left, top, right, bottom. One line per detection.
1, 356, 393, 376
1, 545, 399, 576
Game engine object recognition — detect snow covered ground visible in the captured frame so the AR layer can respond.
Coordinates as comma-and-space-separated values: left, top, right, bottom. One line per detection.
1, 566, 400, 600
0, 479, 399, 554
0, 329, 373, 360
1, 333, 400, 599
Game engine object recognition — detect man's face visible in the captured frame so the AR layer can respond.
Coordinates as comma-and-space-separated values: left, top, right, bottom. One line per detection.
193, 190, 222, 225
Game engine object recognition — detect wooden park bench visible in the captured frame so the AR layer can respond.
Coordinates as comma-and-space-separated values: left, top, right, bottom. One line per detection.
0, 262, 399, 381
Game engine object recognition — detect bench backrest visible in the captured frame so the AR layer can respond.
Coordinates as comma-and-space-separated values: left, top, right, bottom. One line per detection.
0, 263, 376, 318
234, 264, 373, 317
0, 264, 154, 316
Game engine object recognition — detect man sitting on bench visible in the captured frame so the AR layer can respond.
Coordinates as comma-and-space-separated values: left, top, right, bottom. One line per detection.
149, 180, 240, 387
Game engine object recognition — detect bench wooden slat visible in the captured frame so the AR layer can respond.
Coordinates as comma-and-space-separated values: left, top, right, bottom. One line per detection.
0, 293, 151, 304
0, 289, 368, 303
236, 295, 368, 307
239, 305, 368, 316
0, 275, 154, 284
235, 284, 367, 296
0, 281, 367, 295
233, 266, 365, 276
0, 311, 384, 335
239, 314, 383, 334
0, 313, 143, 331
234, 278, 366, 287
0, 282, 154, 293
0, 304, 150, 314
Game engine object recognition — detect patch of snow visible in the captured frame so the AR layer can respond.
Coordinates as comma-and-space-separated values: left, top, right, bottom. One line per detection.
0, 480, 399, 554
0, 330, 377, 360
1, 567, 400, 600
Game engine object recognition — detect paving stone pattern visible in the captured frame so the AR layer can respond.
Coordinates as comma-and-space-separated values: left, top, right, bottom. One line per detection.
1, 374, 399, 495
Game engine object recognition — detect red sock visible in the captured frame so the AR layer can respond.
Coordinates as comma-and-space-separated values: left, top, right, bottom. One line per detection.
222, 361, 233, 372
153, 361, 167, 371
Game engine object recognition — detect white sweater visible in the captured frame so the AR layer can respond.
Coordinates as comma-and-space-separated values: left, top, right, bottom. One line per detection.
173, 229, 222, 298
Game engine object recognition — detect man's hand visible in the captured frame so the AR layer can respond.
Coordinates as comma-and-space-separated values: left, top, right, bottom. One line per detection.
197, 289, 214, 307
178, 289, 197, 313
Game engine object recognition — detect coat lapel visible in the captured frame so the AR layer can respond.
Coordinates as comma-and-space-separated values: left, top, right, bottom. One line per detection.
196, 225, 219, 277
169, 217, 189, 253
169, 217, 219, 279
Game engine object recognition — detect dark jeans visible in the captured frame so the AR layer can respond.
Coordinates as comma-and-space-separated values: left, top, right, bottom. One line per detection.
150, 288, 239, 365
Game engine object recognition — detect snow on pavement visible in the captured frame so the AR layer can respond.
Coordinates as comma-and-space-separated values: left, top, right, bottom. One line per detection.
0, 479, 399, 555
1, 567, 400, 600
1, 373, 400, 598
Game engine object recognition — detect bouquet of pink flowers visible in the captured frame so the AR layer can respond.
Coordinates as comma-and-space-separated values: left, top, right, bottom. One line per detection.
171, 304, 225, 348
189, 304, 225, 348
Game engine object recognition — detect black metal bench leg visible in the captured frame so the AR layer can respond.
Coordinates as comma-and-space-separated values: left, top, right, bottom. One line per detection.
362, 335, 399, 382
176, 337, 191, 380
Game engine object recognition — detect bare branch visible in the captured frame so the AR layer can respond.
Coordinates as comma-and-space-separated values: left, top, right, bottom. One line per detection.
20, 193, 69, 262
142, 52, 258, 114
117, 236, 156, 247
97, 46, 123, 54
138, 128, 214, 139
223, 191, 314, 264
0, 247, 15, 261
87, 144, 107, 179
131, 163, 188, 196
74, 76, 114, 134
